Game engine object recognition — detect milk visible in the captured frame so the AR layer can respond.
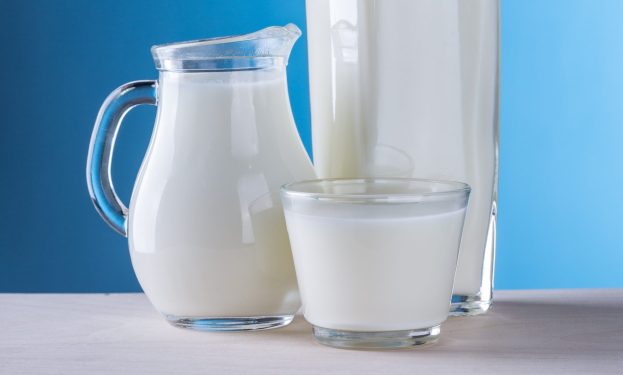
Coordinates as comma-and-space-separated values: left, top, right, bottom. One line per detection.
306, 0, 498, 297
284, 208, 467, 331
127, 69, 315, 317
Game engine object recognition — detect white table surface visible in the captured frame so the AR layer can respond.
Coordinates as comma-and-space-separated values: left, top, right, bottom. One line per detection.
1, 289, 622, 374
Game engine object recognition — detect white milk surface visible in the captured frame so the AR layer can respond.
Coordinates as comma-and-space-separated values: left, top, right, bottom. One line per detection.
306, 0, 498, 296
128, 69, 315, 317
285, 208, 466, 331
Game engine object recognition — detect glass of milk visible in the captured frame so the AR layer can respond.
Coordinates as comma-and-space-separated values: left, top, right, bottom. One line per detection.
280, 178, 470, 349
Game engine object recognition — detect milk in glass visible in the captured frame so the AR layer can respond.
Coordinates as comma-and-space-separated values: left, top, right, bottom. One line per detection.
284, 209, 467, 331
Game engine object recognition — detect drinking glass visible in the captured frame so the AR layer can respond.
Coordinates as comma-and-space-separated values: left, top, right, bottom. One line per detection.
280, 178, 470, 349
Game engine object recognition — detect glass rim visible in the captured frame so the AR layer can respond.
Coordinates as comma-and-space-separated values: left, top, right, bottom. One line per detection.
151, 24, 301, 72
280, 178, 471, 203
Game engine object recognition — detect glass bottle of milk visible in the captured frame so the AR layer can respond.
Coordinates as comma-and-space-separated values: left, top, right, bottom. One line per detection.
306, 0, 499, 315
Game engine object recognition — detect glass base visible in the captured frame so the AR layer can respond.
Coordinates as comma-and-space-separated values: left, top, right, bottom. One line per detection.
450, 294, 492, 316
165, 314, 294, 332
312, 325, 440, 350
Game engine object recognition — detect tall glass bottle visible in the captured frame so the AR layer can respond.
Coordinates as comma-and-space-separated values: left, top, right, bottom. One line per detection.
306, 0, 499, 315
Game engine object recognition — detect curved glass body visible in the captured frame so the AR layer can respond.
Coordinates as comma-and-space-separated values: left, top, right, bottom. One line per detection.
87, 25, 315, 330
306, 0, 499, 315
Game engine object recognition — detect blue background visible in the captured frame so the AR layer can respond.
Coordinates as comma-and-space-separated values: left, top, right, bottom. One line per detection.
1, 0, 621, 292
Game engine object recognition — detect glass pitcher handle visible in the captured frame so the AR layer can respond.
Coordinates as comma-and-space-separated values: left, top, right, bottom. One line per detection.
86, 80, 157, 237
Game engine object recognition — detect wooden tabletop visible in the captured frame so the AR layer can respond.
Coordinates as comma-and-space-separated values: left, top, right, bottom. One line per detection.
1, 289, 621, 374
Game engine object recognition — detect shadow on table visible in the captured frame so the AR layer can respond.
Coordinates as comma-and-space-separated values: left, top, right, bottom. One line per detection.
255, 299, 623, 361
438, 299, 622, 359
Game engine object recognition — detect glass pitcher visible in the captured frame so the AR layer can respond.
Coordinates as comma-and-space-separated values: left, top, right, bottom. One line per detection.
86, 24, 315, 330
306, 0, 499, 315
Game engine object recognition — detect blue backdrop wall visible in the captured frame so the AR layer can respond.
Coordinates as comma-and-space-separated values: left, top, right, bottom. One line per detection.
1, 0, 622, 292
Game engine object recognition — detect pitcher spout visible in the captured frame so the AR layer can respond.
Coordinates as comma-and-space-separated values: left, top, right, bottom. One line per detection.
232, 23, 301, 65
151, 24, 302, 72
